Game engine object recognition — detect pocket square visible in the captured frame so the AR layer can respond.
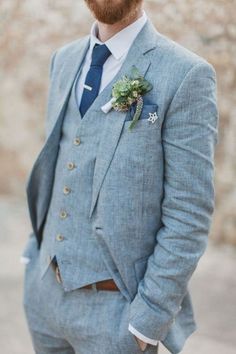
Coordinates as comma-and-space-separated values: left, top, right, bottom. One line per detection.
125, 103, 158, 122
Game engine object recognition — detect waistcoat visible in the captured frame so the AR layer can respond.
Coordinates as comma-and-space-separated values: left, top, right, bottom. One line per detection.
39, 68, 112, 291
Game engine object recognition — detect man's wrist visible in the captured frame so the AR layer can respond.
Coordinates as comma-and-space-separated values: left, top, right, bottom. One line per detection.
128, 323, 159, 346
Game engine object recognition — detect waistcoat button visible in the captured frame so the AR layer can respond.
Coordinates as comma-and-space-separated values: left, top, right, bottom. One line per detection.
63, 186, 71, 195
59, 210, 68, 219
67, 162, 76, 170
56, 234, 64, 241
73, 137, 81, 145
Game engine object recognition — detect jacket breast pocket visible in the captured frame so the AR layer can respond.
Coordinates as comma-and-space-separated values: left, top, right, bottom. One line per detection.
123, 103, 160, 133
125, 103, 158, 121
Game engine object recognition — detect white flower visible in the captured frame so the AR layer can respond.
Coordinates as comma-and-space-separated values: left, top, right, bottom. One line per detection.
148, 112, 158, 123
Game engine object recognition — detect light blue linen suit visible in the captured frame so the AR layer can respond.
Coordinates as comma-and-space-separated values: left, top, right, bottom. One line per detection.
22, 17, 219, 354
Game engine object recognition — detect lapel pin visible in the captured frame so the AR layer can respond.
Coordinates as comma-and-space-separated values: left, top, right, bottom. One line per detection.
84, 84, 93, 91
148, 112, 158, 124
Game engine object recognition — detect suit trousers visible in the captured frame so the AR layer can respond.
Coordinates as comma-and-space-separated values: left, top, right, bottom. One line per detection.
22, 249, 159, 354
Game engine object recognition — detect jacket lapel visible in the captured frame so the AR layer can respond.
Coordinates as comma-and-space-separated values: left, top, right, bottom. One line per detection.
89, 19, 159, 218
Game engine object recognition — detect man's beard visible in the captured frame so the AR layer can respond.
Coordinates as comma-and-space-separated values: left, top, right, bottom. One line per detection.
84, 0, 143, 25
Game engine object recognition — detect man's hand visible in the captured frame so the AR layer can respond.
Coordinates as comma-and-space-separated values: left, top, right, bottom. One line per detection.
133, 335, 148, 351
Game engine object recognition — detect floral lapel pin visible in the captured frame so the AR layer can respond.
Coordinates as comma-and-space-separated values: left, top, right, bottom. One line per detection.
148, 112, 158, 124
101, 66, 153, 131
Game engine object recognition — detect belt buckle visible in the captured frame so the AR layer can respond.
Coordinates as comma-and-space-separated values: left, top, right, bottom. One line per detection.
55, 265, 62, 284
91, 283, 97, 290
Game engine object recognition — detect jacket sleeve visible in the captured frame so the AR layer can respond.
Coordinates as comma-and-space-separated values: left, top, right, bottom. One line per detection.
45, 49, 58, 139
128, 61, 219, 341
20, 231, 38, 262
24, 48, 58, 191
49, 49, 58, 80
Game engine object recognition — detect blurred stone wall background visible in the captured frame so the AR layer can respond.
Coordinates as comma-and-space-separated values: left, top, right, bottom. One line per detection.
0, 0, 235, 244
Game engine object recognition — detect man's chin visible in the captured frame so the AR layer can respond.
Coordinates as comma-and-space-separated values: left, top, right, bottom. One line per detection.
94, 15, 126, 25
97, 19, 120, 25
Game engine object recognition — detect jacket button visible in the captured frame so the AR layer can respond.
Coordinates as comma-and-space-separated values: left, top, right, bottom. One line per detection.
59, 210, 68, 219
73, 137, 81, 145
56, 234, 64, 241
63, 186, 71, 195
67, 162, 76, 170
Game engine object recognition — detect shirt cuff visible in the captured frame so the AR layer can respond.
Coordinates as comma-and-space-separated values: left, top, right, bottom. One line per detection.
20, 256, 31, 265
128, 323, 159, 346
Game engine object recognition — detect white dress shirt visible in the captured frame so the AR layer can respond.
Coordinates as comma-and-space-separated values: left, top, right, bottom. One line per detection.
75, 10, 147, 108
21, 9, 158, 347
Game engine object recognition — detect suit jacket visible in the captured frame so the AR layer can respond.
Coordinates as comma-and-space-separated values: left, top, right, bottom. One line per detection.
24, 18, 219, 353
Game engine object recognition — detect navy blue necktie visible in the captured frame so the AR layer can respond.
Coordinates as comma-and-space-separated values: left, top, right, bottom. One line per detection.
79, 43, 112, 117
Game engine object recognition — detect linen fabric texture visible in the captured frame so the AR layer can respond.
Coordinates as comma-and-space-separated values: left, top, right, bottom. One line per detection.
22, 17, 219, 354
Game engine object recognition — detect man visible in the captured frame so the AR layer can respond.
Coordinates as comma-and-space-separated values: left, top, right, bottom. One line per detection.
21, 0, 219, 353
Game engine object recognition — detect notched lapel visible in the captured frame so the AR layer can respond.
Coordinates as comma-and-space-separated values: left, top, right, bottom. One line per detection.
89, 56, 152, 218
89, 19, 161, 218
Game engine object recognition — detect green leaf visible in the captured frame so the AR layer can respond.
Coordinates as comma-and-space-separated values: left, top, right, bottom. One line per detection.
131, 65, 142, 80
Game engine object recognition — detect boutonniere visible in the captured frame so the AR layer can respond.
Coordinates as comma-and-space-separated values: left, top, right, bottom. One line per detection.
101, 66, 153, 131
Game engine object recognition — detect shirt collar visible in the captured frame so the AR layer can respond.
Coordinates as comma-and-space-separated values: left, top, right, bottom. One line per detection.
89, 10, 147, 60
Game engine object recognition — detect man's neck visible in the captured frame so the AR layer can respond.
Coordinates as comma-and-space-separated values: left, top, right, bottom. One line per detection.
96, 8, 143, 42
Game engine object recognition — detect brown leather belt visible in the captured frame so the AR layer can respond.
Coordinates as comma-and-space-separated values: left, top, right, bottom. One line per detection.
51, 260, 119, 291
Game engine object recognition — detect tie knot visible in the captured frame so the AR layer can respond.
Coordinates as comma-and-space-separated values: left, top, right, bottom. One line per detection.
91, 43, 111, 67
